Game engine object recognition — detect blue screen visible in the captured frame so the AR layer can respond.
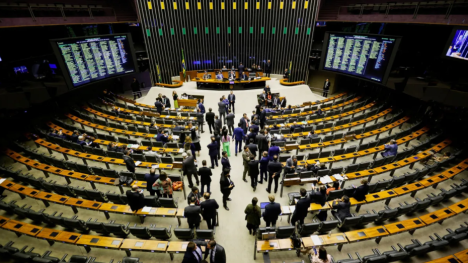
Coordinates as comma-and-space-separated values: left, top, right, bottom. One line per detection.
445, 30, 468, 61
14, 66, 28, 74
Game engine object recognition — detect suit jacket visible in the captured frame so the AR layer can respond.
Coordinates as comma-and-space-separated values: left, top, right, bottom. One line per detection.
294, 197, 311, 218
280, 98, 287, 108
267, 161, 282, 176
323, 81, 331, 90
207, 141, 219, 157
263, 202, 281, 222
233, 127, 245, 141
267, 146, 280, 161
259, 157, 269, 170
198, 167, 212, 184
182, 246, 203, 263
144, 173, 159, 192
183, 156, 197, 175
205, 244, 226, 263
198, 103, 206, 114
184, 205, 201, 225
285, 158, 297, 174
353, 185, 369, 202
228, 72, 236, 79
162, 97, 171, 108
332, 201, 352, 221
265, 62, 272, 72
228, 94, 236, 103
246, 143, 258, 157
219, 176, 232, 194
238, 65, 245, 75
226, 114, 235, 126
201, 199, 219, 219
241, 73, 248, 80
221, 157, 230, 169
156, 133, 169, 144
206, 112, 215, 124
214, 119, 222, 131
218, 101, 226, 114
239, 117, 250, 133
123, 155, 136, 172
187, 191, 202, 205
126, 190, 145, 211
259, 110, 266, 122
246, 132, 257, 144
256, 134, 269, 151
248, 160, 259, 177
272, 97, 279, 106
197, 113, 204, 123
155, 101, 164, 112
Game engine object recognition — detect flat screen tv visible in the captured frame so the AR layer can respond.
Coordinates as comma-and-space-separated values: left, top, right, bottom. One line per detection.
50, 34, 138, 88
319, 32, 401, 84
443, 28, 468, 61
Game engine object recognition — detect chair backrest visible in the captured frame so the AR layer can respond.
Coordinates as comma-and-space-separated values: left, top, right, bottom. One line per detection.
327, 189, 344, 200
160, 157, 173, 164
106, 192, 125, 204
345, 164, 359, 173
129, 226, 152, 239
317, 169, 330, 177
196, 229, 214, 239
144, 196, 160, 207
299, 222, 320, 236
319, 220, 339, 232
149, 227, 172, 240
85, 189, 108, 202
174, 228, 194, 240
63, 218, 89, 232
341, 216, 361, 228
103, 223, 130, 237
276, 226, 295, 238
159, 198, 178, 208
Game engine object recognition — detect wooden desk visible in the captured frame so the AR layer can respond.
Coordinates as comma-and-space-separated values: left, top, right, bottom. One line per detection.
76, 235, 123, 253
0, 215, 9, 226
36, 228, 80, 245
99, 203, 135, 219
65, 198, 101, 214
345, 226, 388, 244
0, 178, 15, 189
419, 208, 456, 226
35, 191, 69, 207
394, 182, 425, 197
420, 174, 447, 188
454, 248, 468, 262
426, 255, 461, 263
120, 239, 169, 256
365, 190, 398, 205
178, 99, 198, 107
385, 218, 426, 235
449, 199, 468, 214
135, 207, 179, 224
256, 240, 284, 252
8, 183, 40, 199
2, 220, 43, 237
302, 233, 348, 250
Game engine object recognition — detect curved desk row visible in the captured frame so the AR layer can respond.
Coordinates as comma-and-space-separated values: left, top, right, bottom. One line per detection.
192, 77, 271, 90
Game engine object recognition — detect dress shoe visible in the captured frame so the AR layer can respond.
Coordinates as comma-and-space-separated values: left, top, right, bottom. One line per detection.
253, 187, 256, 191
196, 182, 200, 186
266, 189, 271, 193
224, 206, 229, 211
243, 179, 248, 182
235, 153, 237, 156
227, 198, 232, 201
258, 181, 263, 184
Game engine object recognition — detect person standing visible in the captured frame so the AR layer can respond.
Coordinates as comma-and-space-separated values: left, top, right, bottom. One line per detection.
218, 98, 227, 125
182, 152, 199, 188
233, 123, 245, 156
265, 60, 272, 78
221, 130, 231, 157
162, 95, 171, 108
283, 68, 290, 79
123, 150, 136, 173
291, 188, 311, 226
205, 240, 227, 263
144, 168, 160, 197
196, 108, 205, 135
187, 186, 202, 206
256, 129, 269, 160
238, 62, 245, 76
259, 108, 266, 130
267, 143, 280, 161
172, 91, 179, 108
246, 138, 258, 157
221, 151, 231, 171
214, 115, 222, 134
248, 156, 260, 191
206, 108, 215, 134
185, 196, 202, 229
226, 109, 235, 135
266, 155, 282, 193
220, 169, 234, 210
153, 172, 173, 198
131, 78, 141, 100
263, 194, 281, 227
201, 192, 219, 229
240, 113, 250, 134
207, 136, 219, 169
228, 91, 236, 113
198, 160, 212, 195
213, 130, 222, 160
242, 146, 254, 183
323, 79, 331, 97
259, 151, 269, 184
244, 197, 261, 235
126, 185, 145, 211
154, 98, 164, 114
198, 99, 205, 113
182, 241, 203, 263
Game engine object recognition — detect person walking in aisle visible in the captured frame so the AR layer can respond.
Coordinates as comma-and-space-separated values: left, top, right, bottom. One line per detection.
323, 79, 331, 97
201, 192, 219, 229
244, 197, 261, 235
182, 152, 199, 188
233, 123, 245, 156
291, 188, 311, 226
185, 196, 202, 229
220, 169, 234, 210
221, 130, 231, 157
198, 160, 212, 195
266, 155, 282, 194
226, 109, 235, 135
221, 151, 231, 171
196, 108, 204, 135
207, 136, 219, 169
123, 150, 136, 173
228, 90, 236, 113
262, 194, 281, 227
153, 172, 173, 198
218, 98, 227, 125
206, 108, 215, 134
248, 156, 260, 191
259, 151, 269, 184
242, 146, 254, 183
172, 91, 179, 108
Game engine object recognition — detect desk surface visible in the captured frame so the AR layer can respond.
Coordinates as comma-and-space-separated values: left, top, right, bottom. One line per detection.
426, 255, 461, 263
345, 226, 388, 242
136, 207, 178, 217
193, 77, 270, 83
385, 218, 426, 234
2, 220, 43, 237
99, 203, 135, 214
454, 248, 468, 262
419, 208, 456, 225
449, 199, 468, 214
120, 239, 169, 252
365, 190, 398, 203
76, 235, 123, 249
302, 233, 348, 247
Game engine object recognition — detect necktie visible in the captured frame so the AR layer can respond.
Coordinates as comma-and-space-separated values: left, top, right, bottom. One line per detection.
246, 119, 249, 127
211, 248, 215, 262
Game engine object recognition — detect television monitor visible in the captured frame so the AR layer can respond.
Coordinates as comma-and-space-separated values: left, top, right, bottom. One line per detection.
319, 32, 401, 84
50, 34, 138, 89
443, 28, 468, 61
14, 66, 28, 74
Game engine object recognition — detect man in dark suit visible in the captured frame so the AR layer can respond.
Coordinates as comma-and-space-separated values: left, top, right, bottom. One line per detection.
220, 169, 234, 210
233, 123, 245, 156
162, 95, 171, 108
144, 168, 160, 196
259, 151, 270, 184
259, 107, 267, 129
246, 138, 258, 157
323, 79, 331, 97
263, 194, 282, 227
185, 196, 202, 229
228, 91, 236, 113
214, 115, 222, 134
331, 195, 352, 221
280, 97, 287, 108
156, 130, 169, 145
218, 98, 226, 125
197, 108, 204, 134
267, 143, 280, 161
228, 70, 236, 80
266, 155, 282, 194
256, 129, 269, 160
183, 152, 199, 188
182, 241, 203, 263
239, 113, 250, 134
352, 179, 369, 202
241, 72, 249, 80
200, 192, 219, 229
238, 62, 245, 76
198, 160, 212, 195
154, 98, 164, 114
205, 240, 226, 263
289, 121, 304, 133
123, 150, 136, 173
248, 156, 259, 191
265, 60, 272, 77
207, 137, 219, 169
226, 110, 235, 135
221, 151, 230, 171
291, 188, 311, 226
187, 186, 202, 206
206, 108, 215, 134
283, 68, 289, 79
126, 185, 145, 211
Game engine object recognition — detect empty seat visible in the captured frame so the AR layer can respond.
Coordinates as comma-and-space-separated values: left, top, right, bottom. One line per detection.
196, 229, 215, 239
103, 223, 131, 237
159, 198, 178, 208
299, 222, 320, 236
63, 217, 90, 233
276, 226, 295, 238
85, 189, 109, 202
148, 225, 172, 240
174, 228, 194, 240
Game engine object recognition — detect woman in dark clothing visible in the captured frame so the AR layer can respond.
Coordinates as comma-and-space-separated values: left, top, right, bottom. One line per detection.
244, 197, 261, 235
188, 122, 201, 157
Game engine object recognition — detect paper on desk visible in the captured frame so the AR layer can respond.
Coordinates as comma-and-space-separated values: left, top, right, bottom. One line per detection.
279, 124, 284, 127
311, 235, 323, 245
0, 178, 5, 184
333, 174, 344, 181
289, 206, 296, 213
172, 135, 180, 140
165, 115, 170, 118
274, 134, 282, 139
152, 164, 159, 169
178, 148, 185, 153
320, 176, 333, 184
141, 207, 152, 213
135, 161, 142, 166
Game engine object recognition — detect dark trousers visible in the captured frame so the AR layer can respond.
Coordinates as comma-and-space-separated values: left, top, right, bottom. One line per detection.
201, 182, 211, 194
210, 155, 218, 168
291, 215, 305, 226
186, 173, 199, 188
219, 112, 226, 124
229, 102, 235, 113
206, 216, 216, 229
133, 91, 142, 100
208, 122, 215, 133
235, 140, 242, 154
188, 221, 200, 229
228, 125, 234, 135
198, 122, 204, 133
260, 169, 268, 182
250, 174, 258, 189
260, 121, 265, 130
266, 72, 271, 77
148, 190, 161, 197
222, 191, 231, 207
267, 174, 280, 193
322, 90, 328, 97
217, 146, 221, 159
265, 219, 277, 227
161, 193, 173, 198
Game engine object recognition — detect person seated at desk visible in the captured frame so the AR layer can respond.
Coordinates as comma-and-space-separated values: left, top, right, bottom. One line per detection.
264, 85, 271, 93
107, 142, 119, 152
316, 107, 323, 116
251, 63, 256, 69
307, 161, 326, 175
228, 70, 236, 80
266, 92, 273, 107
156, 130, 169, 145
257, 65, 261, 70
326, 181, 340, 195
282, 105, 293, 114
269, 125, 280, 134
181, 93, 189, 99
307, 130, 319, 139
231, 65, 236, 71
352, 179, 369, 202
381, 139, 398, 157
149, 122, 159, 133
309, 185, 328, 221
289, 121, 304, 133
241, 71, 249, 80
203, 70, 211, 80
222, 65, 227, 70
331, 195, 352, 222
421, 151, 451, 165
216, 71, 223, 80
283, 68, 290, 79
126, 185, 145, 211
284, 155, 298, 175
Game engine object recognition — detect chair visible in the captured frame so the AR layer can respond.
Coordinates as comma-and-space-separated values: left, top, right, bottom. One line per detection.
103, 222, 131, 237
129, 225, 152, 239
299, 222, 320, 236
103, 169, 119, 178
358, 212, 380, 226
106, 191, 126, 204
87, 219, 110, 235
318, 219, 339, 233
317, 169, 330, 177
174, 228, 195, 240
276, 226, 295, 238
159, 198, 178, 208
132, 154, 146, 162
374, 208, 398, 223
327, 189, 344, 201
307, 152, 320, 160
149, 225, 172, 240
330, 166, 343, 175
85, 189, 109, 202
196, 229, 215, 239
345, 164, 359, 173
62, 217, 90, 233
338, 216, 361, 229
144, 196, 160, 207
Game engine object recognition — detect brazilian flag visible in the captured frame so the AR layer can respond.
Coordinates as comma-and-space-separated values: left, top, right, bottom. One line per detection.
156, 64, 162, 83
288, 61, 292, 81
182, 48, 186, 79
